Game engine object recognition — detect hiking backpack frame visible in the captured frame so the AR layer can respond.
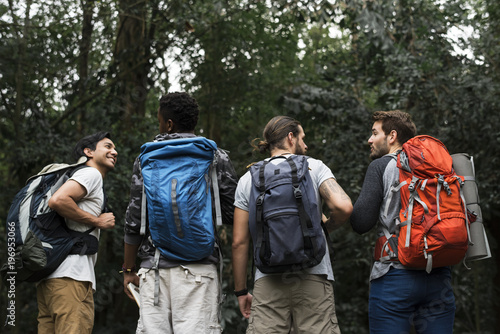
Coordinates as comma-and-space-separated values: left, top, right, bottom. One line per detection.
375, 135, 471, 272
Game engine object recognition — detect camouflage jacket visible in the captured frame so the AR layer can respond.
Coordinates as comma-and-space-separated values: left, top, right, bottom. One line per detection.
124, 133, 238, 269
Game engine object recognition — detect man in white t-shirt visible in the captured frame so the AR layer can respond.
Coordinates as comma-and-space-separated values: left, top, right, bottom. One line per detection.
36, 131, 117, 334
232, 116, 353, 333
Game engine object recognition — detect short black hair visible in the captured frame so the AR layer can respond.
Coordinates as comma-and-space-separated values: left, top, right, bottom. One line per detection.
73, 131, 111, 161
159, 92, 199, 132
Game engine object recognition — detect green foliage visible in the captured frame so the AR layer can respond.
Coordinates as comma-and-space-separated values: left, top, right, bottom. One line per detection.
0, 0, 498, 333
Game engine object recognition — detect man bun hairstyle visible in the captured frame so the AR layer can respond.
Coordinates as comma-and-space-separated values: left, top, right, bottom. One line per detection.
372, 110, 417, 145
159, 92, 199, 133
73, 131, 111, 161
253, 116, 301, 154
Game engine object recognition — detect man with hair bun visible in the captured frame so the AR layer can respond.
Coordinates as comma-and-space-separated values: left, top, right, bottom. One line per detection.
232, 115, 352, 333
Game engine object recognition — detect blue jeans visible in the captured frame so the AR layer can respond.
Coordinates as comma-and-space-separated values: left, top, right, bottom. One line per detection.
369, 267, 455, 334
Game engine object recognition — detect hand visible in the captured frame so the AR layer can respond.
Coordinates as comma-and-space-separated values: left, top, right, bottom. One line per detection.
96, 212, 115, 229
123, 272, 140, 301
238, 293, 253, 319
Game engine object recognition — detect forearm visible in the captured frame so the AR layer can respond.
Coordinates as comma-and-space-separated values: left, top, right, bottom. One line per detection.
320, 178, 353, 232
350, 160, 388, 234
232, 207, 251, 291
124, 242, 140, 269
232, 242, 249, 291
50, 197, 99, 226
123, 242, 140, 299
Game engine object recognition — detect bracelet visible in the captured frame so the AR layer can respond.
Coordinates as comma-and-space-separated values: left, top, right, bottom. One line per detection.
234, 288, 248, 297
119, 264, 136, 274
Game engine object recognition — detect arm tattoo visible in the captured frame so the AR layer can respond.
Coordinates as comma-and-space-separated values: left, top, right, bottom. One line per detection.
320, 179, 351, 201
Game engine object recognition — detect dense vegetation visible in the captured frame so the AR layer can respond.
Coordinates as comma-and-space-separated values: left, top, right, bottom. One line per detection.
1, 0, 498, 333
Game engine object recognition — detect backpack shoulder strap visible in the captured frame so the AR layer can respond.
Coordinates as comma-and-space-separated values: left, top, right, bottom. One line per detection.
210, 154, 222, 226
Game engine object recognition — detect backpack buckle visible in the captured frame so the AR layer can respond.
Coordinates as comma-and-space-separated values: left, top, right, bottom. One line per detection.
293, 186, 302, 199
256, 193, 265, 206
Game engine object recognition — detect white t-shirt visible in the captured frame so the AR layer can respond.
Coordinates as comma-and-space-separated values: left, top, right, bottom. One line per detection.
234, 154, 336, 281
46, 167, 104, 291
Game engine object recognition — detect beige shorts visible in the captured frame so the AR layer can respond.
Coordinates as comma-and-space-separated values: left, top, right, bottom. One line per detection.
136, 264, 221, 334
247, 274, 341, 334
37, 277, 94, 334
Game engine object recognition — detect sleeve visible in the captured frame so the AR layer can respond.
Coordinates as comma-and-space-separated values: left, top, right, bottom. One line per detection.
70, 167, 102, 197
214, 149, 239, 225
124, 157, 145, 245
350, 158, 387, 235
233, 171, 252, 212
307, 157, 335, 186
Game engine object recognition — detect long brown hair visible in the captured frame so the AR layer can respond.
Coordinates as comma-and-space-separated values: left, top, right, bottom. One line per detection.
252, 116, 301, 154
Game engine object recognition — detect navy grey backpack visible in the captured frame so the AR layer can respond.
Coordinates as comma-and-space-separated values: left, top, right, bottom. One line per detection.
248, 155, 326, 273
1, 158, 100, 282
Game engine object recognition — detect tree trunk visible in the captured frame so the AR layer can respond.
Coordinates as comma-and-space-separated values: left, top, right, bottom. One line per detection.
114, 0, 151, 127
75, 0, 95, 137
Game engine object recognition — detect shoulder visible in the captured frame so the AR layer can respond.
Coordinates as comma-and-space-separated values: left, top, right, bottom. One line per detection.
72, 166, 101, 179
306, 156, 328, 169
305, 156, 334, 181
367, 154, 395, 173
215, 147, 231, 162
70, 166, 103, 190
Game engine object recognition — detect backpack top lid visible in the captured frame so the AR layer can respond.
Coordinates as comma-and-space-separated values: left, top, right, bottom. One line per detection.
140, 136, 217, 162
26, 156, 88, 183
399, 135, 453, 179
250, 155, 310, 190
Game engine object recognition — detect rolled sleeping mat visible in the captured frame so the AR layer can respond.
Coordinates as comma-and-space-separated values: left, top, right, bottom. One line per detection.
451, 153, 491, 261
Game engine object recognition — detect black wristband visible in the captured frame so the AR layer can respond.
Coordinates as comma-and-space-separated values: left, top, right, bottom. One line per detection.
234, 288, 248, 297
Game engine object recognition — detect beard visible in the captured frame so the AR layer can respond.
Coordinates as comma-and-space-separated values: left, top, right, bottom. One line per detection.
369, 139, 390, 160
295, 141, 307, 155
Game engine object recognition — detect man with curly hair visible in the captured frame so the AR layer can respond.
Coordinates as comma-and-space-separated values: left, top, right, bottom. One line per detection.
123, 92, 238, 333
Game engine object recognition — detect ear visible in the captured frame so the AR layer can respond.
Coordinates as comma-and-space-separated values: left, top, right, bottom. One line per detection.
83, 147, 94, 158
166, 119, 174, 133
388, 130, 398, 145
287, 132, 295, 144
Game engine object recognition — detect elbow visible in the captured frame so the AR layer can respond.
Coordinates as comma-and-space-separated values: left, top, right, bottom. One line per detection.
350, 213, 372, 235
232, 239, 246, 253
48, 196, 63, 212
351, 223, 368, 235
344, 202, 354, 219
332, 202, 353, 224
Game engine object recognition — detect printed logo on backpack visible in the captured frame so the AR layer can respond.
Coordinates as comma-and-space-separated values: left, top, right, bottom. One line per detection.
248, 155, 326, 274
374, 135, 470, 272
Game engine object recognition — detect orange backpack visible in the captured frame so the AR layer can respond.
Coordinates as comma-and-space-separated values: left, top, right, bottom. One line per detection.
374, 135, 471, 272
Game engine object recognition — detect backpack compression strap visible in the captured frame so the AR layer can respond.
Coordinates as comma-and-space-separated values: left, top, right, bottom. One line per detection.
286, 157, 318, 260
255, 160, 271, 262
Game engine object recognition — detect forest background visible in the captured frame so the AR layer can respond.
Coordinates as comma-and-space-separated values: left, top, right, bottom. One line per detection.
1, 0, 499, 333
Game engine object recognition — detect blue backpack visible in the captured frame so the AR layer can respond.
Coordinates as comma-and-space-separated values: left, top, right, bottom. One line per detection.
1, 158, 100, 282
248, 155, 326, 273
139, 137, 222, 262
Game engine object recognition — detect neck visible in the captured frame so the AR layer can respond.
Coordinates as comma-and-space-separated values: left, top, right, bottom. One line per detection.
86, 161, 107, 178
270, 149, 292, 157
389, 144, 402, 154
